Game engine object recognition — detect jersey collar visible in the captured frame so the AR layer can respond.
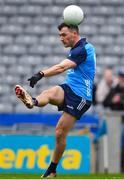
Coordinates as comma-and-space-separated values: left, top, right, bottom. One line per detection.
71, 38, 86, 49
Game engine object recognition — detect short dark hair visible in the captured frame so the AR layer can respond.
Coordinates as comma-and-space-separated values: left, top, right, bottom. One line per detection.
58, 22, 79, 34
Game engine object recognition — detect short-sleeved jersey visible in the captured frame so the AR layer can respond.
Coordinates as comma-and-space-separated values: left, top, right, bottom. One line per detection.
63, 38, 96, 101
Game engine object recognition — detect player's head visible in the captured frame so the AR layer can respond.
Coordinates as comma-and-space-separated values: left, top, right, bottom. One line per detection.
58, 22, 79, 48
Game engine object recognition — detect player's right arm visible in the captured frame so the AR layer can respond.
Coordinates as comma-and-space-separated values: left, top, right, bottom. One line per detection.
28, 59, 76, 88
42, 59, 76, 77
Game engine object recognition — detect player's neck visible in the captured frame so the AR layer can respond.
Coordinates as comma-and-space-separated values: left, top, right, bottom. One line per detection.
72, 36, 81, 47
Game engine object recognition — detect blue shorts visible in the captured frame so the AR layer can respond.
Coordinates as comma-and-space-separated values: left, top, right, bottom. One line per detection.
58, 84, 91, 120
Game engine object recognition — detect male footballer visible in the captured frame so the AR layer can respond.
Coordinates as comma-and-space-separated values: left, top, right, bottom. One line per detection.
15, 23, 96, 178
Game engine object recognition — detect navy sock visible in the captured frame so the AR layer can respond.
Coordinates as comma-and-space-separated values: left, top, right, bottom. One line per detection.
32, 97, 39, 106
43, 162, 58, 177
48, 162, 58, 172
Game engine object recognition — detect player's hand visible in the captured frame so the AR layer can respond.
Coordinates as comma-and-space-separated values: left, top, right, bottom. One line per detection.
28, 71, 44, 88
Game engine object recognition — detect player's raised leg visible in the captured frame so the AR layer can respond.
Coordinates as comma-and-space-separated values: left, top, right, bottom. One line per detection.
41, 112, 76, 178
15, 84, 64, 109
35, 85, 64, 107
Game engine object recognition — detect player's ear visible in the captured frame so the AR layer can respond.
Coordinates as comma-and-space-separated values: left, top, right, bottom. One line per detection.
73, 31, 78, 37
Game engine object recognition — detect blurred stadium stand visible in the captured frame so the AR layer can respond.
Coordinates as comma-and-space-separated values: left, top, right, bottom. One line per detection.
0, 0, 123, 173
0, 0, 123, 113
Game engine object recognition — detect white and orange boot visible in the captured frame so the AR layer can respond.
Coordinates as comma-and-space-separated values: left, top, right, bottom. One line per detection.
15, 85, 34, 109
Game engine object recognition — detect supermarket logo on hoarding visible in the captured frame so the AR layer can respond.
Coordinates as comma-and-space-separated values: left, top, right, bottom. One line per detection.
0, 145, 81, 170
0, 135, 90, 173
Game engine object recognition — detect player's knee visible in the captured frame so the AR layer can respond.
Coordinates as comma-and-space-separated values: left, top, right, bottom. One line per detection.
55, 127, 64, 139
42, 90, 54, 100
55, 128, 66, 147
41, 90, 49, 96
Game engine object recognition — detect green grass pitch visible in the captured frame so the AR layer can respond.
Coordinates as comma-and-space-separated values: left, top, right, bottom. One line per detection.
0, 173, 124, 179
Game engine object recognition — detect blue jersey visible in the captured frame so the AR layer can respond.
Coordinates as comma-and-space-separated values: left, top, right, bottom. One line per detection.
64, 38, 96, 101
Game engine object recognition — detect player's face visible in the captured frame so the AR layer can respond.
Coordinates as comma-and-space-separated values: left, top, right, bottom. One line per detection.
59, 27, 75, 47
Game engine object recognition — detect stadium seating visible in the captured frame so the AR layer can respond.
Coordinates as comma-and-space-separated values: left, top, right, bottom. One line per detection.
0, 0, 123, 113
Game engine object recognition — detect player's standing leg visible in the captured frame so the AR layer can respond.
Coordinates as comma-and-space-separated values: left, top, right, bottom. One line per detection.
42, 112, 76, 178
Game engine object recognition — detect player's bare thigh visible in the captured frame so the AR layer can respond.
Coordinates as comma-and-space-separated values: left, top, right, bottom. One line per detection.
36, 85, 64, 106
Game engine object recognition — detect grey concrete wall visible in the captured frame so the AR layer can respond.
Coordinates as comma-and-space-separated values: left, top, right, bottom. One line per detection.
98, 110, 123, 173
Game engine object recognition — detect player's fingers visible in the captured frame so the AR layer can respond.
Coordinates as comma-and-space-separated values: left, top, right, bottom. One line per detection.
30, 83, 34, 88
31, 84, 34, 88
30, 81, 35, 88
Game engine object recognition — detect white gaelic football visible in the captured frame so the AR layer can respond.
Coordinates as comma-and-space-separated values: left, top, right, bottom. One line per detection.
63, 5, 84, 25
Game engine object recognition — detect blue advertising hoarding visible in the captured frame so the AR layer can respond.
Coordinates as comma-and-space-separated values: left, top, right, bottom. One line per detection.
0, 135, 90, 174
0, 113, 99, 134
